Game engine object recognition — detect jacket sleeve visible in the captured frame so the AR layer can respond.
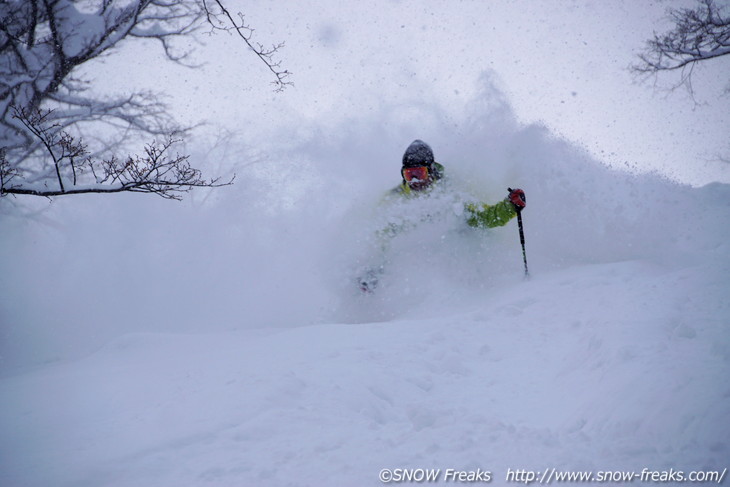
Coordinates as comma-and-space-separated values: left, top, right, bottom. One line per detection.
464, 199, 517, 228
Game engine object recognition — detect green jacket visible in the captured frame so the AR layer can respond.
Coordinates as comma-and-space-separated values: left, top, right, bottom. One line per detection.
387, 162, 517, 229
463, 200, 517, 228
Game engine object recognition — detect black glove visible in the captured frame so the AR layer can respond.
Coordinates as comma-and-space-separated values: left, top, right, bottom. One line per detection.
507, 187, 526, 210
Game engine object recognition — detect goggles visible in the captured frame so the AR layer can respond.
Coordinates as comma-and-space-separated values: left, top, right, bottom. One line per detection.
402, 165, 430, 183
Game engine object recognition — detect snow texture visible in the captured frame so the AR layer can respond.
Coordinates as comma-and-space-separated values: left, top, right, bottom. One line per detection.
2, 80, 728, 486
1, 2, 730, 484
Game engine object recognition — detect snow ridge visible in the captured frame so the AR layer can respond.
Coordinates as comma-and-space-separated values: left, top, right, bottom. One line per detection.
1, 81, 728, 487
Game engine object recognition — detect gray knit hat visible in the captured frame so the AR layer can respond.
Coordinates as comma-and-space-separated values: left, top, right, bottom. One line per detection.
402, 140, 434, 167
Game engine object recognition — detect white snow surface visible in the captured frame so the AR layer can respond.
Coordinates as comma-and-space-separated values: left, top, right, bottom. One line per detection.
1, 14, 730, 484
2, 93, 729, 485
3, 256, 730, 487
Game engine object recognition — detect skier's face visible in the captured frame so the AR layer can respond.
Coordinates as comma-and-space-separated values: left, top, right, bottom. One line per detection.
402, 165, 432, 191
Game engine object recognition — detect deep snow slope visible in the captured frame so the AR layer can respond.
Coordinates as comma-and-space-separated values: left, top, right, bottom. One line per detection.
1, 229, 728, 486
1, 81, 728, 486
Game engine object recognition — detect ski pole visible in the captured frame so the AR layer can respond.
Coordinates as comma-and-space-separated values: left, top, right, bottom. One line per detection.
508, 188, 529, 278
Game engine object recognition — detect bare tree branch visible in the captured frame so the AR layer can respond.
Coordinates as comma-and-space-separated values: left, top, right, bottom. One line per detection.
631, 0, 730, 96
201, 0, 292, 92
0, 0, 206, 156
0, 0, 289, 200
1, 108, 233, 200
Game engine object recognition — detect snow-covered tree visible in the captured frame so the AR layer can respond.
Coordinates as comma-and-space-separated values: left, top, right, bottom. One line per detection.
0, 0, 289, 199
632, 0, 730, 96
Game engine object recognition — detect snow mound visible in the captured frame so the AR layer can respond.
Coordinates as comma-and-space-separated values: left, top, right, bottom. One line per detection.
1, 78, 729, 486
1, 258, 728, 486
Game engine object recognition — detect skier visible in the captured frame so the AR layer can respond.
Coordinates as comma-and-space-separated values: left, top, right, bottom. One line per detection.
358, 139, 526, 293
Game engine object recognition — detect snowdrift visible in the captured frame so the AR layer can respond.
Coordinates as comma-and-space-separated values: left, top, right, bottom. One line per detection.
1, 80, 729, 486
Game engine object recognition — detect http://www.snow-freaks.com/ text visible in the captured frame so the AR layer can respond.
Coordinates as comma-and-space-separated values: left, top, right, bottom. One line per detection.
377, 466, 727, 484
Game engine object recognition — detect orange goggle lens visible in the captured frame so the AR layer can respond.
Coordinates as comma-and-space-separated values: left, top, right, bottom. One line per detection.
402, 166, 429, 182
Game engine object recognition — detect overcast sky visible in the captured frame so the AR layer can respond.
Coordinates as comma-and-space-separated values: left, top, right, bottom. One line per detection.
92, 0, 729, 186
